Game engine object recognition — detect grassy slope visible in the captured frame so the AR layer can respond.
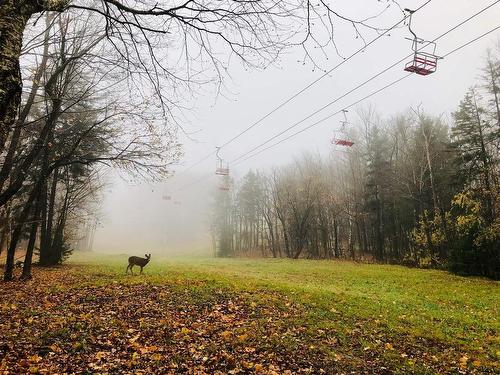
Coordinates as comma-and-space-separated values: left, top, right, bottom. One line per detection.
69, 254, 499, 369
2, 254, 498, 373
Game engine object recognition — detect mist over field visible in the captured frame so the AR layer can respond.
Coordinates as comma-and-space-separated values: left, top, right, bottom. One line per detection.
93, 173, 215, 256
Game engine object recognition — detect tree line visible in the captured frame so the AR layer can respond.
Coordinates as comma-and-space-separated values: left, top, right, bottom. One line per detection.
211, 46, 500, 279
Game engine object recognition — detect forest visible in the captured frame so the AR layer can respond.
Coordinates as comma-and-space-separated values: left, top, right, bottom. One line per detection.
211, 48, 500, 279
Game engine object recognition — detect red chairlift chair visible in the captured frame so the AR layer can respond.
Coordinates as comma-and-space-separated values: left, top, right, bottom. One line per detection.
404, 51, 438, 76
403, 9, 441, 76
331, 110, 355, 147
332, 139, 355, 147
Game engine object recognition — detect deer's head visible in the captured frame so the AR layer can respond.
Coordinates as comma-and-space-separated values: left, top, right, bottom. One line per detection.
145, 253, 151, 260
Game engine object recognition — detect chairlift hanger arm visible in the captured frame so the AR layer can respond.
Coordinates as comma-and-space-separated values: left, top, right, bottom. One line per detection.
404, 8, 418, 41
215, 146, 222, 162
341, 109, 349, 124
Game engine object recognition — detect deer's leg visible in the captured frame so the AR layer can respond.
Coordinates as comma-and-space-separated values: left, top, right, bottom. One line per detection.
140, 266, 143, 275
126, 264, 130, 274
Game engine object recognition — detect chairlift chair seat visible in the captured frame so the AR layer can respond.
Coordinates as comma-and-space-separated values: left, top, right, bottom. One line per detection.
332, 139, 354, 147
404, 52, 437, 76
215, 167, 230, 176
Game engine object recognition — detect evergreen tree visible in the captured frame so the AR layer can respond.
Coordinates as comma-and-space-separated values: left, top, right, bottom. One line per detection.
452, 89, 496, 222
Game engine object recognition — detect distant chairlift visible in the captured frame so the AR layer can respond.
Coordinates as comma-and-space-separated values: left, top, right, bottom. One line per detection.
333, 139, 355, 147
215, 147, 231, 191
331, 110, 354, 147
215, 147, 229, 176
403, 8, 441, 76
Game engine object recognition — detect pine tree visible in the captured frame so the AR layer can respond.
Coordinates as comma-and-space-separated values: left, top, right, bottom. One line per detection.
452, 89, 495, 222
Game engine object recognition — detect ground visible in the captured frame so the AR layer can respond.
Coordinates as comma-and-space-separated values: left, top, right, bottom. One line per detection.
0, 255, 498, 374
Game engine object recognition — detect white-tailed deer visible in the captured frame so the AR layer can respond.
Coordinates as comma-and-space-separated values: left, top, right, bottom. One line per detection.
126, 253, 151, 275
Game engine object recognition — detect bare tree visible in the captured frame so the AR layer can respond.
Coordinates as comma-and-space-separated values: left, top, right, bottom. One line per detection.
2, 12, 181, 280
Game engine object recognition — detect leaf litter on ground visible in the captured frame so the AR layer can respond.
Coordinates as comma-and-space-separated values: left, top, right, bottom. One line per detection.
0, 265, 497, 374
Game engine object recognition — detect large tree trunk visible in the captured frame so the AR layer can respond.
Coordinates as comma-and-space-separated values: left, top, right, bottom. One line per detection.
0, 13, 52, 191
0, 0, 68, 153
0, 1, 34, 153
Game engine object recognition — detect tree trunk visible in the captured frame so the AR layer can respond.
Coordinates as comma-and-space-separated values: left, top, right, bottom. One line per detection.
374, 189, 384, 261
0, 1, 34, 153
38, 181, 48, 263
3, 184, 37, 280
0, 204, 11, 254
39, 182, 56, 265
42, 167, 59, 260
21, 192, 42, 280
0, 0, 69, 153
0, 225, 7, 255
333, 217, 339, 258
0, 12, 52, 191
51, 214, 66, 265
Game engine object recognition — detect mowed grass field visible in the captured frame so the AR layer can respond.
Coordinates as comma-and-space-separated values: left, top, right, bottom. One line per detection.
0, 254, 498, 374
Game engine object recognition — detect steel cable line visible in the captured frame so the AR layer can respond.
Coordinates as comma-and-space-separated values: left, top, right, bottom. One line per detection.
174, 21, 498, 194
173, 0, 433, 175
233, 23, 500, 166
230, 0, 500, 164
233, 74, 413, 166
173, 171, 214, 192
173, 1, 499, 192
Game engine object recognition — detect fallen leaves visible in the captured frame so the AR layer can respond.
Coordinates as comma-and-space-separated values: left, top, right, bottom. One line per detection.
0, 265, 496, 374
0, 268, 329, 374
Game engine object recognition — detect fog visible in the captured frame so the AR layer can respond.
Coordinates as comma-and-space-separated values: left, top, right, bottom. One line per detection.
93, 0, 500, 255
93, 172, 215, 255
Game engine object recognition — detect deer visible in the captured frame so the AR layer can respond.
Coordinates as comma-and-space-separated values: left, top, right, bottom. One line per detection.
126, 253, 151, 275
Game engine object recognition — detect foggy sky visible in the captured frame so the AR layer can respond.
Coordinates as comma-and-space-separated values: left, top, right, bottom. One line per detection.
93, 0, 500, 255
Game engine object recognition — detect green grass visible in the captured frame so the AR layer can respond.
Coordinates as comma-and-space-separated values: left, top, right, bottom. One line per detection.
70, 253, 499, 362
